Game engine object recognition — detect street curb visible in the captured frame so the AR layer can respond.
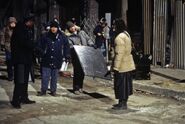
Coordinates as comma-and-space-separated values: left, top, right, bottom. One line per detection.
86, 77, 185, 101
151, 70, 180, 81
133, 82, 185, 101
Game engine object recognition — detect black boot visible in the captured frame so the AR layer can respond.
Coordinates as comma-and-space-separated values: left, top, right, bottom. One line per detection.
50, 91, 56, 96
37, 91, 46, 96
21, 98, 36, 104
10, 101, 21, 109
112, 99, 123, 107
112, 100, 127, 110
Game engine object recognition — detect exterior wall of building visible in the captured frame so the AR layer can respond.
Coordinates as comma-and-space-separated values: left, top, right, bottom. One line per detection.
172, 0, 185, 69
152, 0, 168, 67
88, 0, 99, 20
143, 0, 185, 69
49, 0, 59, 21
142, 0, 153, 55
121, 0, 128, 25
1, 0, 184, 69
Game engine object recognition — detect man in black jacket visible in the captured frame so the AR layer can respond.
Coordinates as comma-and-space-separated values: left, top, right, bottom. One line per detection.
10, 14, 36, 109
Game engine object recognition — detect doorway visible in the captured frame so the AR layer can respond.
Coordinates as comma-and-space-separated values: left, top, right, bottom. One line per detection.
127, 0, 143, 52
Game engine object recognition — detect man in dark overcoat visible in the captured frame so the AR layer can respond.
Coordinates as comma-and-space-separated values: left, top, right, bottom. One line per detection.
10, 13, 36, 109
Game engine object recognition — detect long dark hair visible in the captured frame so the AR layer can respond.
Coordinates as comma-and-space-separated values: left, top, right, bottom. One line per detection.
114, 18, 127, 36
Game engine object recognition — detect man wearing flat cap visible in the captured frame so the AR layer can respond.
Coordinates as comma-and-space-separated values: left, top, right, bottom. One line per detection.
10, 13, 36, 109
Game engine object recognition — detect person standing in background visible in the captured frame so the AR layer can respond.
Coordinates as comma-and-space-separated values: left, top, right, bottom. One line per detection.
2, 17, 17, 81
65, 21, 84, 95
93, 18, 106, 57
65, 21, 95, 95
0, 27, 6, 51
103, 22, 110, 62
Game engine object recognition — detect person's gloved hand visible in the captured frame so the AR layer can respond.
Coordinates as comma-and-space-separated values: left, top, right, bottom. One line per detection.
94, 45, 97, 49
90, 44, 97, 49
113, 70, 119, 74
65, 58, 69, 62
65, 56, 71, 63
104, 65, 113, 77
104, 70, 111, 77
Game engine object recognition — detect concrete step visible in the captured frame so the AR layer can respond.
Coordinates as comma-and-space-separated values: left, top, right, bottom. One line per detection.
151, 67, 185, 82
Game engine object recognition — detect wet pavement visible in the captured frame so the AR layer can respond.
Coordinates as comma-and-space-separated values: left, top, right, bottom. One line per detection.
1, 51, 185, 124
0, 74, 185, 124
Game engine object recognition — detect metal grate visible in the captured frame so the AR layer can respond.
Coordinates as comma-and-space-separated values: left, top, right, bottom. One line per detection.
81, 17, 98, 43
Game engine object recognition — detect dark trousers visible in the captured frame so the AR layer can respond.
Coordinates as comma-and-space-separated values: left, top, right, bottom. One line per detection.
12, 64, 30, 103
71, 49, 84, 91
114, 71, 133, 101
5, 51, 13, 80
6, 60, 13, 80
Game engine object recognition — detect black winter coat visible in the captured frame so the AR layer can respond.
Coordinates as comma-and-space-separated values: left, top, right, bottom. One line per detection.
93, 25, 105, 48
11, 22, 34, 65
37, 32, 70, 69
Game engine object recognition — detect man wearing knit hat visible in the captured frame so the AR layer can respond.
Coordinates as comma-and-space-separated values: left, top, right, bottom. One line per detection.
36, 20, 70, 96
9, 17, 17, 24
65, 21, 83, 95
65, 21, 95, 95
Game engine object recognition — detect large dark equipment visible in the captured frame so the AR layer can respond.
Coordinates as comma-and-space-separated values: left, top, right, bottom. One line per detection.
133, 53, 152, 80
73, 45, 111, 80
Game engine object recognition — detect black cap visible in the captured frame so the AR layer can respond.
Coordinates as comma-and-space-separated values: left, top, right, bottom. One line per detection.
24, 13, 35, 22
50, 21, 59, 28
